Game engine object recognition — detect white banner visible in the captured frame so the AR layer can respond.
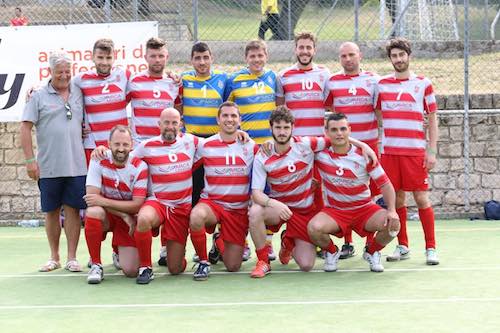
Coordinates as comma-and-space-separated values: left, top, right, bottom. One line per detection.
0, 21, 158, 122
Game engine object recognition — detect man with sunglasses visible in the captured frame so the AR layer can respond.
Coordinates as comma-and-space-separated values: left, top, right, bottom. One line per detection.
20, 51, 87, 273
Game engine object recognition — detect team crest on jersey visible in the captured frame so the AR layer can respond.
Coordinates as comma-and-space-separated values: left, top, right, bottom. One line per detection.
267, 77, 273, 85
319, 74, 325, 82
242, 147, 249, 156
414, 86, 420, 93
366, 80, 372, 87
184, 141, 190, 151
218, 80, 224, 89
130, 175, 135, 184
241, 82, 247, 88
188, 82, 193, 88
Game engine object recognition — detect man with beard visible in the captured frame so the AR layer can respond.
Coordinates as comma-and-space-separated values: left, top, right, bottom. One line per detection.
324, 42, 379, 259
375, 38, 439, 265
127, 37, 181, 144
189, 102, 258, 281
131, 108, 200, 284
73, 38, 130, 165
225, 39, 277, 261
84, 125, 148, 284
276, 31, 330, 137
308, 113, 399, 273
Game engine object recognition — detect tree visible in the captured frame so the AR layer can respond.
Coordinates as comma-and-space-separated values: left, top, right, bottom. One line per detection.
272, 0, 313, 40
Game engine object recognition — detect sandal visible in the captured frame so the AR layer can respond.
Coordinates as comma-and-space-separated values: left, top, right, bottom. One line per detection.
65, 259, 82, 272
39, 259, 61, 272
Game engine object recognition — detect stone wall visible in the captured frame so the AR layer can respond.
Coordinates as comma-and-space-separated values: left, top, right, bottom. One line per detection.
1, 103, 499, 222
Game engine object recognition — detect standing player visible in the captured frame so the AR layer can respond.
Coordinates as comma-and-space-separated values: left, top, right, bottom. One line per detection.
127, 37, 181, 144
276, 31, 330, 137
73, 38, 130, 164
225, 39, 277, 260
127, 37, 181, 266
189, 102, 257, 281
308, 113, 399, 272
324, 42, 379, 259
249, 106, 329, 278
375, 38, 439, 265
132, 108, 200, 284
84, 125, 148, 284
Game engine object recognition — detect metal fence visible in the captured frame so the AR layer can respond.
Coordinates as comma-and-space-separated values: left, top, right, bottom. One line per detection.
0, 0, 499, 218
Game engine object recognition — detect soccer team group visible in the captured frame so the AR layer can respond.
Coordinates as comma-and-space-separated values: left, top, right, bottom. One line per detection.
24, 32, 440, 285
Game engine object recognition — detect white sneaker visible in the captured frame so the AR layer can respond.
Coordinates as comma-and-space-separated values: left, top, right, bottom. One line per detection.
158, 246, 167, 266
267, 243, 276, 261
112, 252, 121, 270
324, 247, 341, 272
242, 245, 251, 261
425, 248, 440, 265
386, 245, 410, 262
363, 251, 384, 272
87, 264, 103, 284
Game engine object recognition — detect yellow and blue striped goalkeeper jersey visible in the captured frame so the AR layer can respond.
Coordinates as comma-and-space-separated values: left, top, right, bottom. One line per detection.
225, 68, 276, 144
181, 70, 228, 136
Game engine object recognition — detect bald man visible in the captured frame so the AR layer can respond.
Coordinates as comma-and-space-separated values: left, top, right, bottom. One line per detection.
128, 108, 201, 283
324, 42, 380, 259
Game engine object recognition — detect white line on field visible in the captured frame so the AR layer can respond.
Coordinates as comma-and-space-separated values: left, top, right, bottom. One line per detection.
1, 266, 500, 278
1, 297, 500, 310
2, 226, 499, 239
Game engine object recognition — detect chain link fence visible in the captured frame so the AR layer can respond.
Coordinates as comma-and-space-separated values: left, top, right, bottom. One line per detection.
0, 0, 499, 219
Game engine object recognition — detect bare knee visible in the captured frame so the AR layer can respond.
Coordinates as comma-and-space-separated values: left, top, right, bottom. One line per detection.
190, 206, 207, 230
248, 204, 264, 226
86, 206, 106, 220
122, 267, 138, 278
137, 210, 154, 232
225, 262, 241, 272
299, 262, 314, 272
413, 191, 430, 209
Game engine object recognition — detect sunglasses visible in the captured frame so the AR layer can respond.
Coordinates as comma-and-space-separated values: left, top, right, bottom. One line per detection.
64, 103, 72, 120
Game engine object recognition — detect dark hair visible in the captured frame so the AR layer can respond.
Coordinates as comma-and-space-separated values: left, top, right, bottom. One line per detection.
93, 38, 114, 54
294, 31, 317, 47
217, 101, 240, 117
245, 39, 267, 57
191, 42, 211, 58
386, 37, 412, 57
269, 106, 294, 126
325, 112, 348, 129
146, 37, 166, 50
109, 125, 132, 141
15, 7, 22, 11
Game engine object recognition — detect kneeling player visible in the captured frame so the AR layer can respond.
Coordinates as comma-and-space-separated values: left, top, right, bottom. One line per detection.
189, 102, 257, 280
308, 113, 400, 272
84, 125, 148, 284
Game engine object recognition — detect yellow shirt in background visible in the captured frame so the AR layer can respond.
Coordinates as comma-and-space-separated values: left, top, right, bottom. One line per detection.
261, 0, 279, 15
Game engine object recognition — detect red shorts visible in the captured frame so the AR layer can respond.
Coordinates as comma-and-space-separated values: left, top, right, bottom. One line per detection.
322, 203, 384, 238
103, 213, 136, 247
268, 207, 315, 244
368, 143, 381, 197
85, 149, 93, 168
200, 199, 248, 247
381, 154, 429, 191
143, 199, 191, 245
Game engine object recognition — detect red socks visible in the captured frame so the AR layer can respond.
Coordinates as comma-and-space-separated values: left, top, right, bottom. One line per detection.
282, 235, 295, 252
325, 240, 337, 254
134, 229, 152, 267
190, 228, 208, 262
396, 206, 409, 247
344, 229, 353, 244
84, 217, 103, 265
367, 238, 385, 255
419, 207, 436, 249
215, 234, 225, 255
256, 245, 270, 264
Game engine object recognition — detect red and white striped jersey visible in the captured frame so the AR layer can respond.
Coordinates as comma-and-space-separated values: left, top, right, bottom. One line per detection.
196, 134, 258, 210
127, 71, 181, 143
73, 68, 130, 149
324, 71, 379, 147
252, 136, 328, 210
375, 73, 437, 156
315, 145, 390, 210
132, 133, 200, 208
86, 151, 148, 200
276, 64, 330, 136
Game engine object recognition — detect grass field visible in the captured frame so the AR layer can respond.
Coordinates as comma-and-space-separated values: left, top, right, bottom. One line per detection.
1, 219, 500, 333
